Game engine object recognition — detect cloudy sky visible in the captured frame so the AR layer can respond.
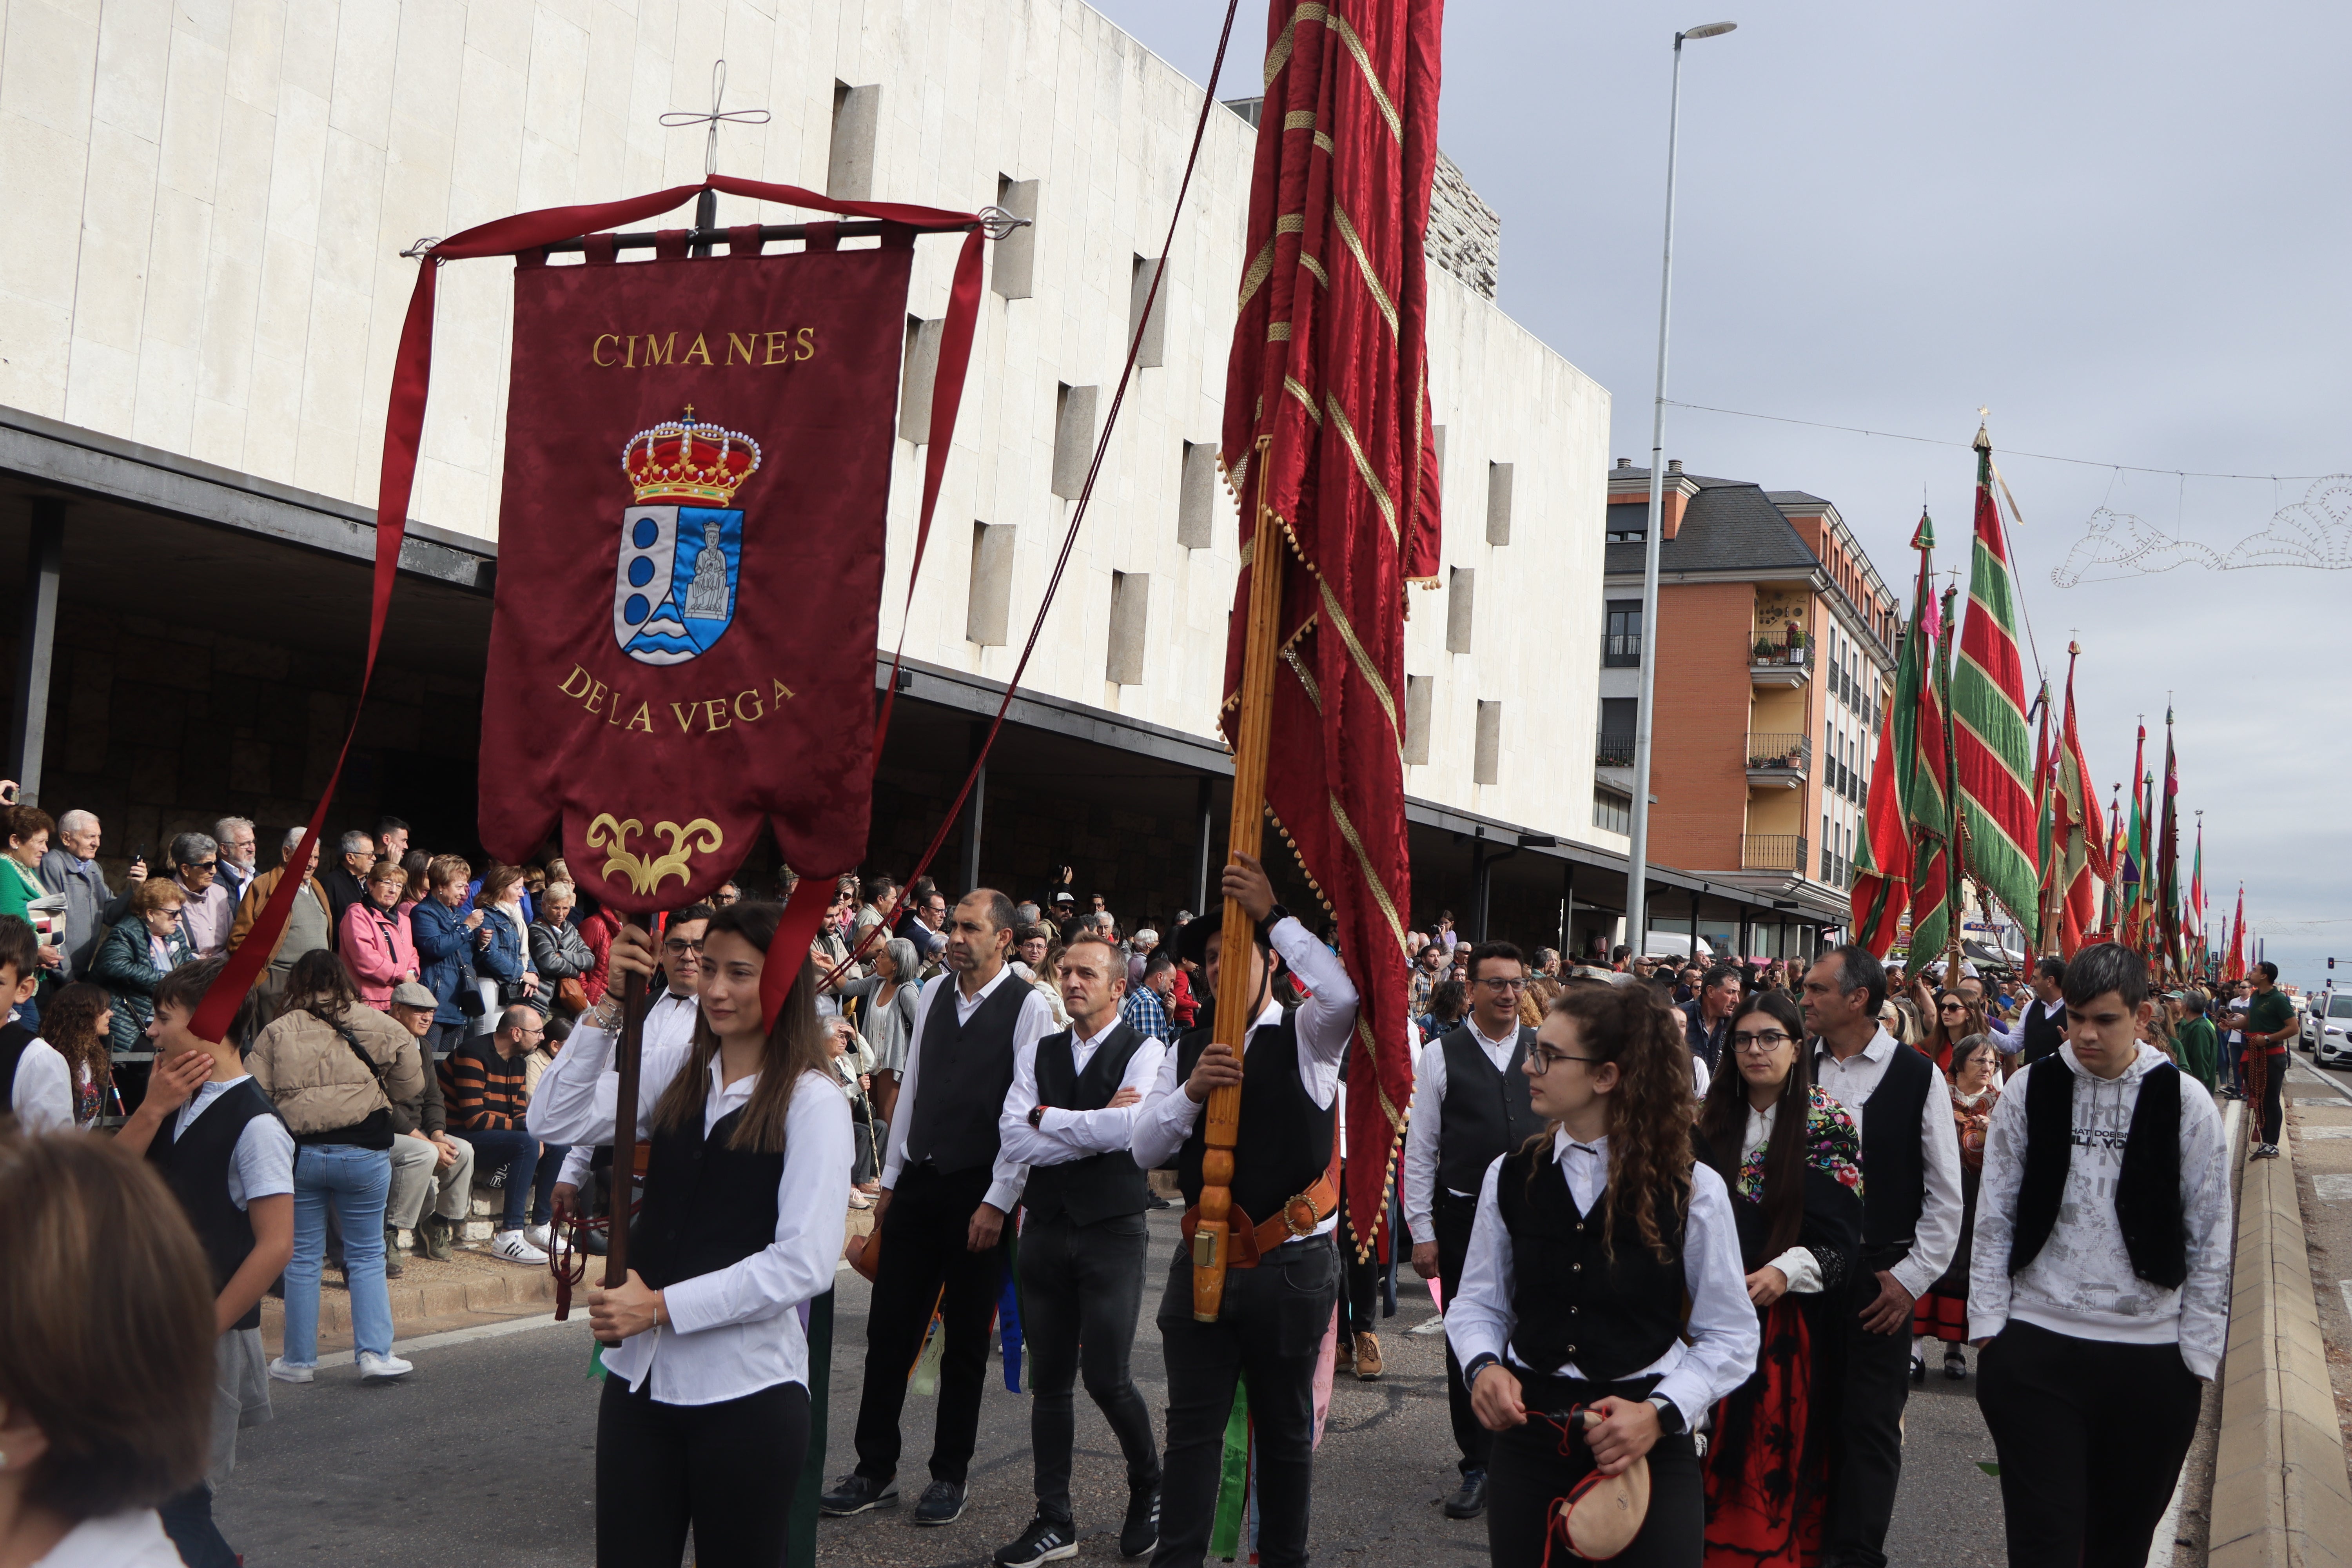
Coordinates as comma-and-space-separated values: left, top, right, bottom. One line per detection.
1092, 0, 2352, 991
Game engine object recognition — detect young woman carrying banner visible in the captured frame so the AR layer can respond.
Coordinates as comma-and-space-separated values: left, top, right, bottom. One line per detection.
1445, 985, 1758, 1568
527, 902, 851, 1566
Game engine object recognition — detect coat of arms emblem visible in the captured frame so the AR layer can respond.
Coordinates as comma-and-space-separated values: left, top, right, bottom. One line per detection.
612, 407, 760, 665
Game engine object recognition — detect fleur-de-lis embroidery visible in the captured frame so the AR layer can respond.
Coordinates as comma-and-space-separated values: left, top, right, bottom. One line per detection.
585, 814, 724, 896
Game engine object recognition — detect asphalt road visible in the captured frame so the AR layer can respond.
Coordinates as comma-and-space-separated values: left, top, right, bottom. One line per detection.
218, 1207, 2020, 1566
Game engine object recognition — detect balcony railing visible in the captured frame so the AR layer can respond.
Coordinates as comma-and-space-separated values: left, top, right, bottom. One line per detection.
1746, 733, 1811, 777
1595, 734, 1636, 768
1740, 833, 1809, 873
1751, 632, 1815, 668
1602, 632, 1641, 668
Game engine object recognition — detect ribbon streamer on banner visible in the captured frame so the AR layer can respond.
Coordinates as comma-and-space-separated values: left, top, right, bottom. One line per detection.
190, 174, 989, 1042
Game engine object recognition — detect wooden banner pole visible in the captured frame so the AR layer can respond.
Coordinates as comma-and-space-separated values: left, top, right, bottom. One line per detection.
596, 953, 652, 1346
1194, 434, 1280, 1323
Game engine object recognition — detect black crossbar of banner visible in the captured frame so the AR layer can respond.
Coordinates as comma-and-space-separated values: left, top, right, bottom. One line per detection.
541, 218, 982, 254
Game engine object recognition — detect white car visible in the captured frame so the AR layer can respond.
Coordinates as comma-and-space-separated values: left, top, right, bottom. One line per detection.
2315, 992, 2352, 1068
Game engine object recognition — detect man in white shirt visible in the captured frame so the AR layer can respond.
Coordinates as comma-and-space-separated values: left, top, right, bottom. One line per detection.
989, 934, 1167, 1568
548, 907, 709, 1252
1128, 855, 1357, 1568
1403, 938, 1545, 1521
1800, 944, 1965, 1568
1968, 942, 2230, 1566
824, 889, 1054, 1529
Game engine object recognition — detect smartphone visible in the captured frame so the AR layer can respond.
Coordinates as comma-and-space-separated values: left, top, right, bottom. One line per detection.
129, 845, 148, 864
0, 781, 17, 804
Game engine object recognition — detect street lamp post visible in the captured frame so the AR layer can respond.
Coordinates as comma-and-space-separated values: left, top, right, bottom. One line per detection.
1625, 20, 1736, 961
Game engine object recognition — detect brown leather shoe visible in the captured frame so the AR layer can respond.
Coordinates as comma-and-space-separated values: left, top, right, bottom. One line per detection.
1333, 1333, 1354, 1372
1353, 1331, 1383, 1380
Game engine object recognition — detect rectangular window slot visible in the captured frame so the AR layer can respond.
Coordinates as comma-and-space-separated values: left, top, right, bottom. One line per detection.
1404, 675, 1434, 765
828, 83, 880, 201
1485, 461, 1514, 546
1177, 441, 1218, 549
1446, 566, 1475, 655
1129, 255, 1167, 368
1474, 700, 1502, 786
967, 522, 1014, 646
1053, 384, 1098, 500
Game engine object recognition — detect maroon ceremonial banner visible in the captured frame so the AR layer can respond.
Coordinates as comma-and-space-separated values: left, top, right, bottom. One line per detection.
479, 235, 913, 914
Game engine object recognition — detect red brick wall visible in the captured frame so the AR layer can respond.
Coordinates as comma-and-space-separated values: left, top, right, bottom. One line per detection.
1647, 582, 1759, 871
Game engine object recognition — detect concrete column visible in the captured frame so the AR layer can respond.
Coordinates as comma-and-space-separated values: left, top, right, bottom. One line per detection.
1192, 776, 1215, 915
1558, 859, 1576, 962
958, 722, 986, 895
7, 499, 65, 807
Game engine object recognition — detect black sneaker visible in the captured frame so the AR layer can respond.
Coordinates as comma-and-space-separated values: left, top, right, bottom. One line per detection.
1909, 1354, 1927, 1384
995, 1516, 1076, 1566
1120, 1487, 1161, 1557
1943, 1348, 1968, 1381
819, 1472, 898, 1516
1442, 1469, 1488, 1520
382, 1225, 405, 1278
913, 1479, 967, 1526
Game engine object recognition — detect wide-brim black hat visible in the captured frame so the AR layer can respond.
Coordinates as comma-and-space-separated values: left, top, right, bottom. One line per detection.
1176, 910, 1275, 968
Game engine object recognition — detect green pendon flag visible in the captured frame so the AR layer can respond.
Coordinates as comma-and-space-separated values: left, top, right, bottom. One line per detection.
1893, 508, 1953, 959
1950, 428, 2040, 930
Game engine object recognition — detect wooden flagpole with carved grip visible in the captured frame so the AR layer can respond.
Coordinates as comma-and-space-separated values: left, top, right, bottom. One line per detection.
596, 932, 655, 1347
1193, 435, 1281, 1323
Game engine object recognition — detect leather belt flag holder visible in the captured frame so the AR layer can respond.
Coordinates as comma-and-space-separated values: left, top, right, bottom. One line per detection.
481, 227, 913, 913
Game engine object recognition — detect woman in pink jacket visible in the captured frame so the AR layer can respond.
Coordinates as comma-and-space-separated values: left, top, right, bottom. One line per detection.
340, 858, 420, 1009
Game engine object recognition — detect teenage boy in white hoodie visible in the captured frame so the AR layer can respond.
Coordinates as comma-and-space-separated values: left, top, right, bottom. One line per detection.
1968, 942, 2230, 1567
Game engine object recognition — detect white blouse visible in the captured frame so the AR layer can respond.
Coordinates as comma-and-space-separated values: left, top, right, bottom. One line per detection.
1742, 1102, 1826, 1295
528, 1027, 851, 1406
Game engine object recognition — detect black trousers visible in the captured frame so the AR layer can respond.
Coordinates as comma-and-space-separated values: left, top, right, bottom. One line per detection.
2254, 1047, 2286, 1143
1434, 1190, 1492, 1474
157, 1486, 235, 1568
1151, 1236, 1337, 1568
1976, 1320, 2201, 1566
1820, 1264, 1913, 1568
1020, 1208, 1161, 1522
1336, 1180, 1383, 1335
853, 1162, 1007, 1484
1485, 1372, 1702, 1568
596, 1376, 809, 1567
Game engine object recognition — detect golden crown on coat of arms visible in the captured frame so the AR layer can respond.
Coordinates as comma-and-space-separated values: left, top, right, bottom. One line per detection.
620, 407, 763, 506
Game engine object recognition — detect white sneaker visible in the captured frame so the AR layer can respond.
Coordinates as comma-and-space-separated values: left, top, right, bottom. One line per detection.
490, 1229, 550, 1265
267, 1357, 314, 1384
523, 1222, 553, 1250
357, 1352, 414, 1381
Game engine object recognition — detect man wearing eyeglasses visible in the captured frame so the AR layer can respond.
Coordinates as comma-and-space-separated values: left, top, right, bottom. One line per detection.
1402, 939, 1546, 1523
546, 903, 715, 1249
170, 831, 234, 959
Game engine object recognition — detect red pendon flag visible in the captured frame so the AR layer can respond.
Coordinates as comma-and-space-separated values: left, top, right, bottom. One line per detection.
1221, 0, 1444, 1256
2052, 647, 2108, 956
479, 238, 915, 911
1849, 678, 1908, 956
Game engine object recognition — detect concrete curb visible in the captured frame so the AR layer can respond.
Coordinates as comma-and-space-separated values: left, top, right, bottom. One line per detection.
2209, 1128, 2352, 1568
269, 1249, 561, 1338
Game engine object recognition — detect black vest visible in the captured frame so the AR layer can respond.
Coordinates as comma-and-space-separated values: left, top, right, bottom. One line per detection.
1022, 1023, 1153, 1227
631, 1104, 786, 1292
2011, 1057, 2188, 1289
1436, 1024, 1544, 1195
903, 974, 1032, 1176
1844, 1040, 1933, 1264
1173, 1012, 1333, 1227
0, 1023, 38, 1112
1494, 1141, 1688, 1382
145, 1079, 281, 1331
2018, 999, 2067, 1066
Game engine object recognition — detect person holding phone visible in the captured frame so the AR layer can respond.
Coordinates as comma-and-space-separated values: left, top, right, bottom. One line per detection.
39, 809, 145, 982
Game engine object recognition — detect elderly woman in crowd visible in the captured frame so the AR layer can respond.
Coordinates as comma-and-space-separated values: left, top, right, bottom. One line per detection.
1, 806, 65, 1005
528, 881, 595, 1018
469, 864, 536, 1038
339, 859, 420, 1011
168, 832, 233, 959
91, 878, 195, 1053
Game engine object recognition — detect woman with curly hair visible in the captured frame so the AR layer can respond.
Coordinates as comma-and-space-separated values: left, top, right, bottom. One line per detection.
1445, 983, 1759, 1567
33, 980, 116, 1127
1693, 989, 1864, 1565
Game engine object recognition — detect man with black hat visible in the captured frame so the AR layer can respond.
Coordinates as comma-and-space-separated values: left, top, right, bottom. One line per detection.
824, 888, 1053, 1529
1130, 853, 1357, 1568
991, 932, 1166, 1567
1402, 938, 1544, 1521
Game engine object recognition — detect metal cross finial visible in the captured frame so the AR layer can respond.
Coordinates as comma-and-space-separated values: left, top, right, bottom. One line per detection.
661, 60, 771, 177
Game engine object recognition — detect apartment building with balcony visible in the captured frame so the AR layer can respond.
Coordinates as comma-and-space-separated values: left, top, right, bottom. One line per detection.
1596, 461, 1902, 946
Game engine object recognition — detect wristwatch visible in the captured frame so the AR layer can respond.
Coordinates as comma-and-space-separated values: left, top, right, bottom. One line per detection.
1462, 1352, 1503, 1395
1027, 1104, 1047, 1129
1648, 1395, 1688, 1436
